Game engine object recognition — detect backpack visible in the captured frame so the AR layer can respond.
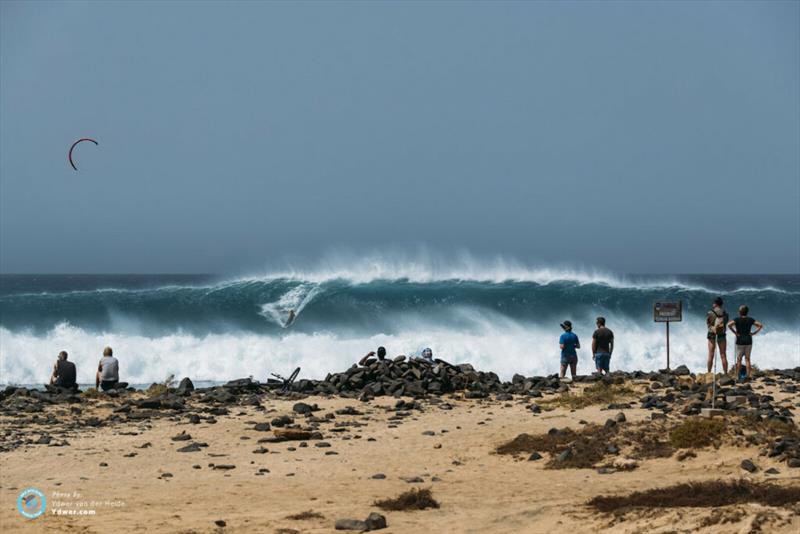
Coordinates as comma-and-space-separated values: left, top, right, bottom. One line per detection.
710, 308, 727, 335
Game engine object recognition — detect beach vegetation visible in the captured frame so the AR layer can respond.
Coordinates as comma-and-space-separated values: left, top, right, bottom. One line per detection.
588, 479, 800, 512
374, 488, 440, 511
669, 417, 726, 448
541, 382, 636, 410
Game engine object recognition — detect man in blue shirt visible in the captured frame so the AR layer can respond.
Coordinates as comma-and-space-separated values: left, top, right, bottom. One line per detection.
559, 320, 580, 380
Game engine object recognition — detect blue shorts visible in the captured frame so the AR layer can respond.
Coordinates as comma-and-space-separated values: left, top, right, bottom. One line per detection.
594, 352, 611, 372
560, 354, 577, 366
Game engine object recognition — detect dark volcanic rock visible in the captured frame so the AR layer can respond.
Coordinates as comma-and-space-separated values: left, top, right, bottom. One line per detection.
740, 459, 758, 473
335, 518, 368, 531
364, 513, 387, 530
177, 377, 195, 395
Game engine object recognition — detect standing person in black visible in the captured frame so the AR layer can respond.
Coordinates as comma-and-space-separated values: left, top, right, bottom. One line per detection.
728, 305, 763, 381
49, 351, 77, 390
591, 317, 614, 375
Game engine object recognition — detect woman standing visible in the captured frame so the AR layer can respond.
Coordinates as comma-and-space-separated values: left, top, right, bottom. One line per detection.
728, 305, 763, 381
706, 297, 729, 374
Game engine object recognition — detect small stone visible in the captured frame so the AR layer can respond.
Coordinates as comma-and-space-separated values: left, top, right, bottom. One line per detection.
740, 459, 758, 473
214, 519, 226, 527
787, 458, 800, 468
371, 473, 386, 479
171, 431, 192, 441
615, 412, 626, 423
364, 512, 387, 530
335, 518, 368, 531
597, 467, 616, 474
213, 464, 236, 470
765, 467, 780, 475
253, 422, 271, 432
528, 452, 542, 461
556, 448, 572, 462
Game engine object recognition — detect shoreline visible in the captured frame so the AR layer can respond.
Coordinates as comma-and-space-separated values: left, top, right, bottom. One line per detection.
1, 361, 799, 532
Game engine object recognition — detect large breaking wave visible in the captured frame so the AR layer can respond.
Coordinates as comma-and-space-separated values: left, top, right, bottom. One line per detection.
1, 259, 798, 385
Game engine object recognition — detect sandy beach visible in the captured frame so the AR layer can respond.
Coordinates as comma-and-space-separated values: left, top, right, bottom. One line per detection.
2, 368, 799, 534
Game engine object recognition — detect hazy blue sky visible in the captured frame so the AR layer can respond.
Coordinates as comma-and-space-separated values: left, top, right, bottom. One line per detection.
1, 1, 798, 274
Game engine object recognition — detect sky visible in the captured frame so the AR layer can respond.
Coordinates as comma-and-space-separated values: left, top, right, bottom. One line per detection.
1, 1, 798, 275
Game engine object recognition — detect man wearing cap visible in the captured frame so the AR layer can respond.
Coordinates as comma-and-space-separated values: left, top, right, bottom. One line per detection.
559, 321, 580, 380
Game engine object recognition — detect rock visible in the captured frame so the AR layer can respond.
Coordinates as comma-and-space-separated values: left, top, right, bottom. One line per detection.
740, 459, 758, 473
765, 467, 780, 475
364, 512, 387, 530
177, 377, 194, 395
271, 415, 294, 427
292, 402, 317, 414
612, 458, 638, 470
528, 452, 542, 461
787, 458, 800, 468
676, 450, 697, 461
402, 476, 424, 483
556, 448, 573, 462
673, 365, 691, 376
615, 412, 626, 423
335, 518, 368, 531
253, 422, 271, 432
252, 447, 268, 454
213, 464, 236, 470
214, 519, 226, 527
171, 431, 192, 441
597, 467, 616, 474
371, 473, 386, 479
177, 442, 205, 453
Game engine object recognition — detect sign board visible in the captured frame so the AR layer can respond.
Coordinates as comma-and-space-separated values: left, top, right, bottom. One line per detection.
654, 301, 682, 322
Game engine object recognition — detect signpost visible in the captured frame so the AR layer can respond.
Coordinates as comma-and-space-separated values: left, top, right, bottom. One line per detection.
654, 301, 682, 370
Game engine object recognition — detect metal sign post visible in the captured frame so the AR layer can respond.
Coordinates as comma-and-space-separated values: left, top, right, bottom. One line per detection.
654, 301, 682, 370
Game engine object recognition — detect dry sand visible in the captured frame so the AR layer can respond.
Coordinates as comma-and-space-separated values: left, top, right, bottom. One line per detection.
1, 381, 799, 533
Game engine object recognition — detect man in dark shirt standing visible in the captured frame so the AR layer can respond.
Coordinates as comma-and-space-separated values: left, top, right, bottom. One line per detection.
591, 317, 614, 375
728, 305, 763, 381
50, 351, 77, 389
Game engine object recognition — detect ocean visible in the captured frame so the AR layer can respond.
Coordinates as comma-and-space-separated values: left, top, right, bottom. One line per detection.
1, 266, 798, 386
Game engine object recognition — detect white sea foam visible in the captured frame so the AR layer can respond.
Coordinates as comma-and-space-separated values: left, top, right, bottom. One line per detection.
2, 320, 797, 386
233, 249, 794, 294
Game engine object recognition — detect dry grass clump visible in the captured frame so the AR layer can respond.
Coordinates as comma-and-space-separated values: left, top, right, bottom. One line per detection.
496, 424, 619, 469
739, 416, 799, 439
588, 479, 800, 512
542, 382, 636, 410
80, 388, 102, 399
669, 417, 726, 448
495, 428, 580, 456
374, 488, 440, 511
285, 510, 324, 520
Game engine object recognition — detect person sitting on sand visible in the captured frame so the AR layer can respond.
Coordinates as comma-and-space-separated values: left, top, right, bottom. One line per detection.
50, 351, 77, 389
96, 346, 120, 391
727, 305, 763, 381
359, 346, 391, 366
706, 297, 729, 374
559, 320, 580, 380
591, 316, 614, 375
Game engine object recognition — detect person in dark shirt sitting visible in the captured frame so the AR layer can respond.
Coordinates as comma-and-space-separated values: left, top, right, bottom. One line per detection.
359, 346, 391, 366
50, 351, 77, 389
591, 317, 614, 375
727, 305, 763, 381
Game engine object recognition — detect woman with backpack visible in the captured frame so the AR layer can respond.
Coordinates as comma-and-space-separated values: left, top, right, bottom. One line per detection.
706, 297, 729, 374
